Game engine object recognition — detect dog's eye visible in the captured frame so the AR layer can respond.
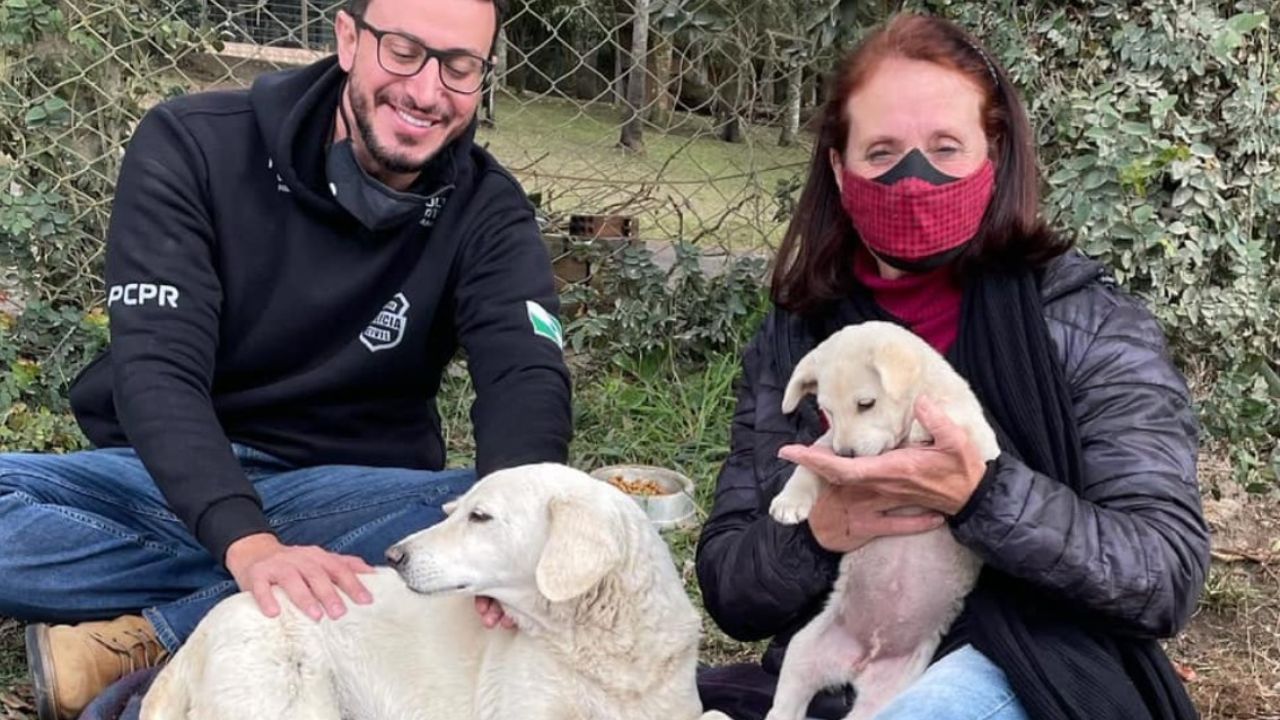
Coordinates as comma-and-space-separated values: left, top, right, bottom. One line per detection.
857, 398, 876, 412
468, 510, 492, 523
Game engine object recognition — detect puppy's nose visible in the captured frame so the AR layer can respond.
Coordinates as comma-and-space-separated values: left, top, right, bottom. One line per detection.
835, 447, 858, 459
385, 544, 408, 569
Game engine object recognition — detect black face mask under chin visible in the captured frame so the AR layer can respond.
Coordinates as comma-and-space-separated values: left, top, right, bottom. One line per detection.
325, 92, 452, 232
869, 244, 969, 274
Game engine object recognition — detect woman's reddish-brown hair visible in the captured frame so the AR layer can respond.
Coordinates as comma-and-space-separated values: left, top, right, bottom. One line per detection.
771, 13, 1070, 314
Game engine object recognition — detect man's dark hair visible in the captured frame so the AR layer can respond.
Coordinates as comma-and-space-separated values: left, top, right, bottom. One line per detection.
344, 0, 508, 55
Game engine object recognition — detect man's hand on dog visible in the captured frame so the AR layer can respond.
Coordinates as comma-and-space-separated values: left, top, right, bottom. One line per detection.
779, 395, 990, 519
225, 535, 518, 630
226, 533, 374, 621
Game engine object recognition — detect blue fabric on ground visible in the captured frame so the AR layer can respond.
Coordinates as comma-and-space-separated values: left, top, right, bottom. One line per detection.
77, 667, 157, 720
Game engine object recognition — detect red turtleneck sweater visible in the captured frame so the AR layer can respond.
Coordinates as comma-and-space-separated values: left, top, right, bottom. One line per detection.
852, 247, 964, 355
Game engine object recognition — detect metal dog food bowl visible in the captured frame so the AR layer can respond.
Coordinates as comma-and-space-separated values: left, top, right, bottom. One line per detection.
590, 464, 697, 530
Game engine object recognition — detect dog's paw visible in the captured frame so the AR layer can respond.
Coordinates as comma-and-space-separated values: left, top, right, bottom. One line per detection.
769, 493, 814, 525
906, 419, 934, 446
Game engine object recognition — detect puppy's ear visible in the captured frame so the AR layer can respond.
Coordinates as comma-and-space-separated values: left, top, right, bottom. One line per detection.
442, 499, 459, 516
873, 340, 924, 400
782, 348, 821, 413
536, 494, 624, 603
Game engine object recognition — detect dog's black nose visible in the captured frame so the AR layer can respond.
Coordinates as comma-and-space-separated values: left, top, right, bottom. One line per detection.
385, 545, 407, 569
835, 448, 858, 459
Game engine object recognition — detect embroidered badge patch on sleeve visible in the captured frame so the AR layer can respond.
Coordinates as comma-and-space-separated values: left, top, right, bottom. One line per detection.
526, 300, 564, 349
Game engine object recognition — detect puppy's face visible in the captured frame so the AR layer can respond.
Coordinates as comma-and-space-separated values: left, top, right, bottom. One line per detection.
783, 323, 925, 458
386, 463, 629, 604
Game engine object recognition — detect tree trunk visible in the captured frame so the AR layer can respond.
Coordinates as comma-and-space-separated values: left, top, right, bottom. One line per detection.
717, 46, 746, 144
677, 38, 715, 114
494, 27, 508, 86
779, 62, 802, 147
614, 43, 625, 105
618, 0, 650, 151
506, 32, 527, 94
649, 30, 674, 128
573, 27, 601, 100
760, 55, 776, 107
613, 2, 630, 106
299, 0, 309, 49
483, 28, 507, 127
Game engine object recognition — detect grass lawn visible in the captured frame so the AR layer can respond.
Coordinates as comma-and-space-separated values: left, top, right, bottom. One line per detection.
181, 54, 812, 251
471, 92, 808, 251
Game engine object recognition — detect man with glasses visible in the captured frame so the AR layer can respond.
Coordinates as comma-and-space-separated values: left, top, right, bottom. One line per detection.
0, 1, 572, 717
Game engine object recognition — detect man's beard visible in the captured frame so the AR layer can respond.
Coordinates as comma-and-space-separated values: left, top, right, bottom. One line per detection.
347, 75, 456, 176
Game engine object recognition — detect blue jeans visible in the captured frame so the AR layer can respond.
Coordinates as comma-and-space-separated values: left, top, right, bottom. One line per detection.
871, 645, 1029, 720
699, 644, 1028, 720
0, 445, 475, 652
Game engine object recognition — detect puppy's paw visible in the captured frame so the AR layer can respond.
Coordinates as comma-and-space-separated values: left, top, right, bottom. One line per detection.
906, 419, 934, 446
769, 493, 814, 525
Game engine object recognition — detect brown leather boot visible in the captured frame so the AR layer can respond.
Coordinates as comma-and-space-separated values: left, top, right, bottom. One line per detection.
25, 615, 169, 720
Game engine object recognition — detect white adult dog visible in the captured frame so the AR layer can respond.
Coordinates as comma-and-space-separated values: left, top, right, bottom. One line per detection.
765, 321, 1001, 720
140, 463, 730, 720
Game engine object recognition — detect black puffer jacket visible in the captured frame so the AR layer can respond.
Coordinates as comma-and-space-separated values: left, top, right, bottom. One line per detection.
695, 251, 1210, 676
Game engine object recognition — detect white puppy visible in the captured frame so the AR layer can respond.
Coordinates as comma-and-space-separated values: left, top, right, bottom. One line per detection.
141, 463, 730, 720
765, 321, 1000, 720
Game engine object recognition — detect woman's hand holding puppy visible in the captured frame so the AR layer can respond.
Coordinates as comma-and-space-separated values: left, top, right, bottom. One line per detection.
779, 395, 991, 534
804, 484, 947, 553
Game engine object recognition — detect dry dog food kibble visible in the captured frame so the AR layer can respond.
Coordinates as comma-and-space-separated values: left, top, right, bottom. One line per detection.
607, 475, 665, 497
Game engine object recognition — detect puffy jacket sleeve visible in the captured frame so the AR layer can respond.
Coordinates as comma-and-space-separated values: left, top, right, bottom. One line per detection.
950, 289, 1209, 638
695, 321, 842, 641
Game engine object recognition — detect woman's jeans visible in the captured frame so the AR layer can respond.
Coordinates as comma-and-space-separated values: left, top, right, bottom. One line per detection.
698, 644, 1029, 720
0, 445, 475, 651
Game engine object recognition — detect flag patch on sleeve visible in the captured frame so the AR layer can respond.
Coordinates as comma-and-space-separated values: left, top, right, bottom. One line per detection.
526, 301, 564, 349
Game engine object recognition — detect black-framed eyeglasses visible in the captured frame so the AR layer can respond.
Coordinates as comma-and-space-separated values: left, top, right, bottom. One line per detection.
349, 13, 492, 94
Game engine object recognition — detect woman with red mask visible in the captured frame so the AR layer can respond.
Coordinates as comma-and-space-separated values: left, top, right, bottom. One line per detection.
694, 13, 1207, 720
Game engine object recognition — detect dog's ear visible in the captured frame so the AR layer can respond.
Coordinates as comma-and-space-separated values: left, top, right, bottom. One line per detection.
782, 347, 822, 413
535, 494, 624, 603
873, 339, 924, 399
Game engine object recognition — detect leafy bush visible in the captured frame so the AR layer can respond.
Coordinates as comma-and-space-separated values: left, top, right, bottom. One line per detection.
0, 301, 106, 451
0, 0, 216, 449
0, 0, 217, 304
908, 0, 1280, 485
563, 241, 769, 365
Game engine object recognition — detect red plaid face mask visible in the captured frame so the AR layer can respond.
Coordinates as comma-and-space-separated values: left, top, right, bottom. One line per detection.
840, 149, 995, 272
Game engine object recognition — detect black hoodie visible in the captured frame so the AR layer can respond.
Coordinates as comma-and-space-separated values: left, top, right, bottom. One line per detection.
69, 58, 573, 563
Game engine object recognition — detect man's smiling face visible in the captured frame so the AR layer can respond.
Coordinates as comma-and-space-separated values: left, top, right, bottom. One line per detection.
334, 0, 495, 182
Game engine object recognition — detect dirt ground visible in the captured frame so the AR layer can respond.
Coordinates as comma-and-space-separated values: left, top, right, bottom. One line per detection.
1167, 447, 1280, 719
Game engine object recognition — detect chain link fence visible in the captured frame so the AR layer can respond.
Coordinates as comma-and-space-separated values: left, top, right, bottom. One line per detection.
205, 0, 342, 48
2, 0, 1278, 483
0, 0, 855, 313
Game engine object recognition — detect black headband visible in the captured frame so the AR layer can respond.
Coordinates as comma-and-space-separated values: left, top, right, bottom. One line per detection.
962, 37, 1001, 93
